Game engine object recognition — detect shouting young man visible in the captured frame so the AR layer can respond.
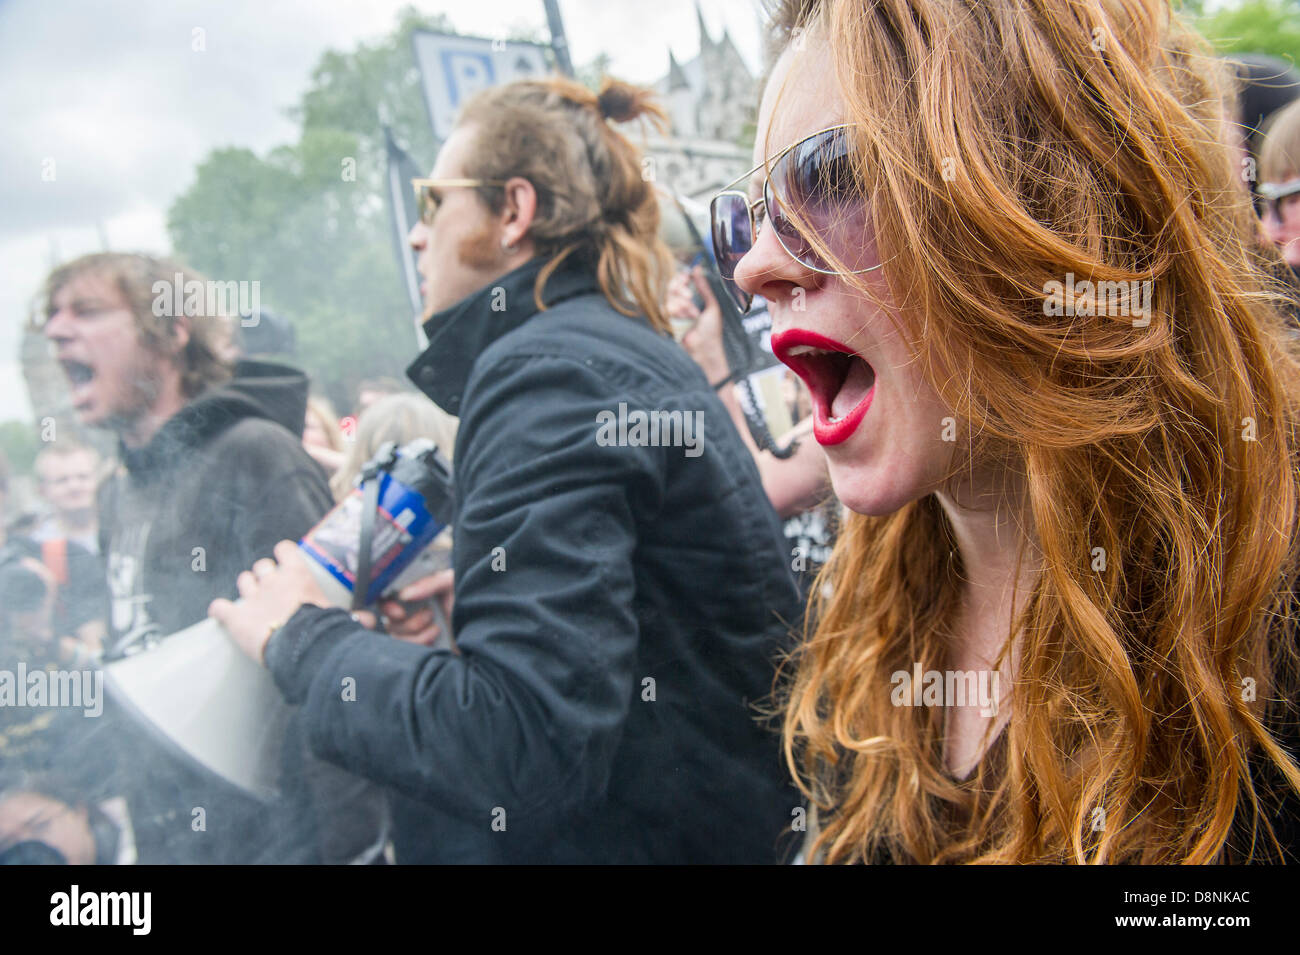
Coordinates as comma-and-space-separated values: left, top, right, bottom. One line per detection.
41, 252, 386, 864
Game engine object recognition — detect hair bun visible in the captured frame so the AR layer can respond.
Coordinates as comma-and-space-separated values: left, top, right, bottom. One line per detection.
596, 77, 666, 128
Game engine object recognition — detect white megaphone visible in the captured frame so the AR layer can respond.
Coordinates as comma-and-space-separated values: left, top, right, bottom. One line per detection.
102, 440, 455, 800
103, 614, 295, 801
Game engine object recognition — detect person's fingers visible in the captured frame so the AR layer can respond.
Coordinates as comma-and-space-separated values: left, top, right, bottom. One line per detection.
391, 624, 441, 647
208, 597, 234, 624
273, 540, 302, 565
691, 266, 720, 311
272, 540, 328, 607
667, 270, 692, 294
665, 282, 700, 316
378, 599, 409, 622
391, 607, 435, 634
397, 568, 454, 603
235, 571, 258, 599
666, 294, 700, 322
350, 610, 379, 630
251, 558, 278, 580
667, 271, 704, 319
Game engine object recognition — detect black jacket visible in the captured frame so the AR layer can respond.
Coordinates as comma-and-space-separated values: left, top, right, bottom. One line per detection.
267, 257, 803, 862
96, 360, 385, 864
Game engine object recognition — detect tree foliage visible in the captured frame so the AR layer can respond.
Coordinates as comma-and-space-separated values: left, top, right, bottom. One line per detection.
1192, 0, 1300, 66
167, 7, 462, 411
0, 420, 40, 480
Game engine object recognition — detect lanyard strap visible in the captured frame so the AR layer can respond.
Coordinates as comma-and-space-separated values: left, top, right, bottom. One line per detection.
352, 471, 382, 611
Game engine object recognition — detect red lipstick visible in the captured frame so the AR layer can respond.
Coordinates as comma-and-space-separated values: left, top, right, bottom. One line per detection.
770, 328, 876, 446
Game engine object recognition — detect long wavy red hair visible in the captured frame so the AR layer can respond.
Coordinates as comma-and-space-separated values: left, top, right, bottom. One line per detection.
772, 0, 1300, 863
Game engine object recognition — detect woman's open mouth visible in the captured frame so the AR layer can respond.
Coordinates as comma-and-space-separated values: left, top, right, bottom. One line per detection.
770, 329, 876, 446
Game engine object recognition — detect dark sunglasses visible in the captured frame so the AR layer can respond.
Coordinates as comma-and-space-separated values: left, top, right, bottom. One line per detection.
1257, 177, 1300, 221
709, 124, 886, 314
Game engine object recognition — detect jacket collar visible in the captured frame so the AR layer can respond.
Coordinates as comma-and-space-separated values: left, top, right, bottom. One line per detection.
406, 256, 602, 415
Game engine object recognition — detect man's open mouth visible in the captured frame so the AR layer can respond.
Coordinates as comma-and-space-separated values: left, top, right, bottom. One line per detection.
61, 359, 94, 386
770, 329, 876, 446
59, 359, 96, 405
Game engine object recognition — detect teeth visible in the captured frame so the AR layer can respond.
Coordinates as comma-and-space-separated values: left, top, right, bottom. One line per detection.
785, 344, 832, 357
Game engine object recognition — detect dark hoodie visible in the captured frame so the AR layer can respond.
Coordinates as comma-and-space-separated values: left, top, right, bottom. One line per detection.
94, 359, 385, 864
99, 359, 327, 644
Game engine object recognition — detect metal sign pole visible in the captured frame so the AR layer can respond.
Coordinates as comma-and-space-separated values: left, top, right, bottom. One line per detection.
543, 0, 575, 77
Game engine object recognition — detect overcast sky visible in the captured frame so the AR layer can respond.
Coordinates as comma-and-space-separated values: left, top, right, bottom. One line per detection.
0, 0, 766, 423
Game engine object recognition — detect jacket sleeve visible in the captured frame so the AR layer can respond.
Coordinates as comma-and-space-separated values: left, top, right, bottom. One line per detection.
267, 352, 666, 822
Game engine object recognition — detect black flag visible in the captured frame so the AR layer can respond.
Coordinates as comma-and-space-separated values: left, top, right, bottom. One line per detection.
383, 124, 425, 343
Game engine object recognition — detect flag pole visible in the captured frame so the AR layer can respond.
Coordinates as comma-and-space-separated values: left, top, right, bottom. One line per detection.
542, 0, 575, 77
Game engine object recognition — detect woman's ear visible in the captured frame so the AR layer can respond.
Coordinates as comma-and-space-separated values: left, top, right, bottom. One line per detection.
500, 176, 538, 250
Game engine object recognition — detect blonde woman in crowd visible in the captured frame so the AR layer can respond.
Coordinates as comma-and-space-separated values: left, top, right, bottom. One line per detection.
328, 392, 458, 500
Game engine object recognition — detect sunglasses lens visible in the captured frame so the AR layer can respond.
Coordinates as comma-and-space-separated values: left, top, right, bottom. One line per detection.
710, 192, 754, 313
770, 127, 876, 273
412, 185, 436, 224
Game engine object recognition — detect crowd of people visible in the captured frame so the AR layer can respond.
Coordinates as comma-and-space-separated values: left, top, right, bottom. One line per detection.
4, 0, 1300, 864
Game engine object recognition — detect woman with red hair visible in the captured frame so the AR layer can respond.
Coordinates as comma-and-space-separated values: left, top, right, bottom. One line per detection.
716, 0, 1300, 862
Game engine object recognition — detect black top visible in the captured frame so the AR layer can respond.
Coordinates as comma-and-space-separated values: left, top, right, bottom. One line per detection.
267, 256, 804, 862
859, 675, 1300, 864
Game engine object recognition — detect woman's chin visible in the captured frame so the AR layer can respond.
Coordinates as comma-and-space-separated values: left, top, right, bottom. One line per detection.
828, 469, 924, 518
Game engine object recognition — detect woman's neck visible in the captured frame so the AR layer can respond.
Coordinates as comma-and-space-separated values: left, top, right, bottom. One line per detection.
933, 463, 1040, 777
936, 462, 1039, 650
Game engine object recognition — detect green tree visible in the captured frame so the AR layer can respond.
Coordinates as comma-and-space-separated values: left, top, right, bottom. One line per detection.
167, 7, 500, 411
1193, 0, 1300, 66
0, 420, 40, 478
